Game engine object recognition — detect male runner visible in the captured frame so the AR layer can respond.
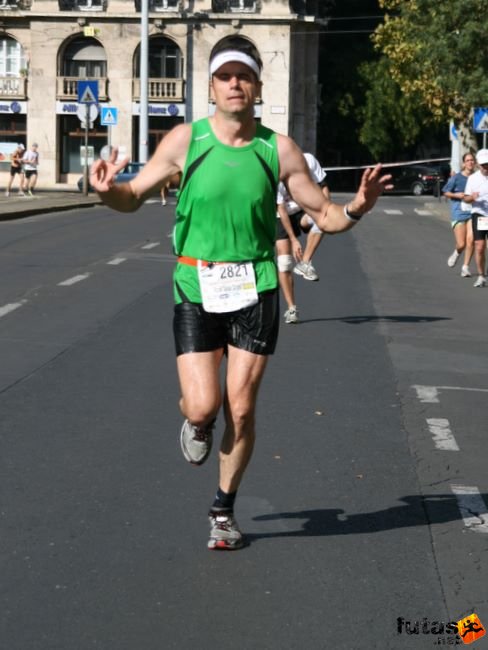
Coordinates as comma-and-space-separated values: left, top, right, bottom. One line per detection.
90, 36, 392, 550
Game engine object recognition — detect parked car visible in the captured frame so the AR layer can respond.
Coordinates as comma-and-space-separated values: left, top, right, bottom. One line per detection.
77, 161, 145, 192
385, 164, 446, 196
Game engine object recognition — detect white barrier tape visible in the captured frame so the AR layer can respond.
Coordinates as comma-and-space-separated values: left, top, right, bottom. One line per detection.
322, 157, 450, 172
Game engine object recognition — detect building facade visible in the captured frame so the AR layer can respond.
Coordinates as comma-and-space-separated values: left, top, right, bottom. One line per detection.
0, 0, 325, 188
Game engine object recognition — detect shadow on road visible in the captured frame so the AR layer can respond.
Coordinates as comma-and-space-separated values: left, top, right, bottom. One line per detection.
247, 494, 485, 542
299, 315, 451, 325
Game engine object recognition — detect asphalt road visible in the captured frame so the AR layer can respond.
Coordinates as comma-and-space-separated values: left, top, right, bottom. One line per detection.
0, 195, 487, 650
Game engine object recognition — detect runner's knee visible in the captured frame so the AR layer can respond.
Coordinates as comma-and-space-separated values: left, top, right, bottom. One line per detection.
277, 254, 293, 272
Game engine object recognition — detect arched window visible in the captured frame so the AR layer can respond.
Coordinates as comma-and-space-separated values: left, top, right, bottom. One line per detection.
62, 38, 107, 78
0, 36, 27, 77
134, 37, 183, 79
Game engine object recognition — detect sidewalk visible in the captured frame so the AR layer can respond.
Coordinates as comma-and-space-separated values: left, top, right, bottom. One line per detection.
424, 197, 450, 222
0, 190, 102, 221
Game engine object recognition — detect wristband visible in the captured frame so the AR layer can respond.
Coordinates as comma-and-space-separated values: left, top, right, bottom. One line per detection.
344, 205, 364, 222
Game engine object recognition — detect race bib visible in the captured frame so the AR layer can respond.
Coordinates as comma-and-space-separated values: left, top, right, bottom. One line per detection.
197, 261, 258, 313
477, 216, 488, 231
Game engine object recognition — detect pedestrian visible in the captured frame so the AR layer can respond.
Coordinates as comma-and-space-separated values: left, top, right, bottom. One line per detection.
442, 152, 475, 276
89, 36, 391, 550
5, 144, 25, 197
463, 149, 488, 288
275, 152, 329, 324
160, 180, 170, 205
293, 153, 329, 282
22, 143, 40, 196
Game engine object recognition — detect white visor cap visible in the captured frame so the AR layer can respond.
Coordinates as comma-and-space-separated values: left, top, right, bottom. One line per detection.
209, 50, 261, 80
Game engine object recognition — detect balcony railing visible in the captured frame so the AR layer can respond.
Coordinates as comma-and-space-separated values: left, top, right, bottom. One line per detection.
212, 0, 257, 11
0, 76, 27, 99
56, 76, 108, 101
133, 78, 184, 102
134, 0, 181, 11
58, 0, 107, 9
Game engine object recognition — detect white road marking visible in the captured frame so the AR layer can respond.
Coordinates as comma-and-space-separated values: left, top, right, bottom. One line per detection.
107, 257, 127, 266
414, 209, 433, 216
413, 385, 440, 403
384, 209, 403, 215
426, 418, 459, 451
413, 385, 488, 403
451, 485, 488, 533
141, 242, 160, 250
0, 300, 27, 318
58, 273, 91, 286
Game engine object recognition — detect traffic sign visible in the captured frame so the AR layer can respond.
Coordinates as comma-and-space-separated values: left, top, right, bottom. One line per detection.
77, 80, 98, 105
100, 107, 118, 126
473, 107, 488, 133
76, 103, 98, 127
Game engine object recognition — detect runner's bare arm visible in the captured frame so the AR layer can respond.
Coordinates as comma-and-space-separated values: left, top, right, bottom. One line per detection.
277, 136, 392, 234
90, 123, 191, 212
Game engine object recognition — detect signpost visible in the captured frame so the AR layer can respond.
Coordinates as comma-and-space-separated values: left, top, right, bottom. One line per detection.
77, 81, 98, 196
100, 107, 118, 151
473, 107, 488, 148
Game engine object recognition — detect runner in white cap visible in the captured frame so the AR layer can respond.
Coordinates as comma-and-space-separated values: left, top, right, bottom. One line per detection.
90, 35, 392, 550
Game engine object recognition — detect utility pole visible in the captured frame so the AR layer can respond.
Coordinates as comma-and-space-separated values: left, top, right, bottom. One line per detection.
139, 0, 149, 163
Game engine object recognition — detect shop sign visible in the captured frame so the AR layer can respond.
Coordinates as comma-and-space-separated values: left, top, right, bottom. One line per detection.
132, 103, 184, 118
0, 101, 27, 114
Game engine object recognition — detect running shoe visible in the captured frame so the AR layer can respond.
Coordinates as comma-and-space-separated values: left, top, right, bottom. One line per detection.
461, 265, 471, 278
27, 189, 33, 197
294, 261, 319, 281
180, 418, 215, 465
447, 250, 460, 267
5, 191, 9, 197
473, 275, 486, 288
284, 306, 299, 324
18, 191, 25, 197
208, 510, 244, 550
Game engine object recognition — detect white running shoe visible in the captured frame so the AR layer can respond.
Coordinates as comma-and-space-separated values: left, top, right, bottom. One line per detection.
284, 306, 299, 324
461, 265, 471, 278
5, 191, 9, 197
447, 250, 460, 267
473, 275, 486, 288
294, 261, 319, 281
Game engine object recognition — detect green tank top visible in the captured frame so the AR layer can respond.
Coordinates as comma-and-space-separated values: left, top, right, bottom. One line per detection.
173, 118, 279, 304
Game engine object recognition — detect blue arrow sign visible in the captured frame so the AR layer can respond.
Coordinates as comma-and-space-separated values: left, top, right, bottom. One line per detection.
78, 80, 98, 105
100, 107, 118, 126
473, 107, 488, 133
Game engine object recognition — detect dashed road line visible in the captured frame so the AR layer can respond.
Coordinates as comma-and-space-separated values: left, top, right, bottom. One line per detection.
426, 418, 459, 451
141, 242, 160, 250
384, 209, 403, 215
451, 485, 488, 533
107, 257, 127, 266
57, 273, 91, 287
414, 209, 433, 216
0, 300, 27, 318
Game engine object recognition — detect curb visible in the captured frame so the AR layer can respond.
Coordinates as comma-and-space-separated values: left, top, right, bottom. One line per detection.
0, 199, 102, 222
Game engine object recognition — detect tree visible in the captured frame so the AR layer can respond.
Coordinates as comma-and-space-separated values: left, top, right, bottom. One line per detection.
369, 0, 488, 151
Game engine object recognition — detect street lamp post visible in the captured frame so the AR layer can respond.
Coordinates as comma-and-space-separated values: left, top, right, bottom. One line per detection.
139, 0, 149, 163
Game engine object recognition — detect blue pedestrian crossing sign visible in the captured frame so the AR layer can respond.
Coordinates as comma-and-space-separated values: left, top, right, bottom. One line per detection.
473, 107, 488, 133
100, 107, 118, 126
77, 80, 98, 105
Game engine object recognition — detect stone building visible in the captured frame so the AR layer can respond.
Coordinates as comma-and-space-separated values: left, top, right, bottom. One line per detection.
0, 0, 326, 188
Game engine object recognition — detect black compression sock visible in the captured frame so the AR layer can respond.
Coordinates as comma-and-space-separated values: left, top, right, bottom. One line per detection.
211, 487, 237, 513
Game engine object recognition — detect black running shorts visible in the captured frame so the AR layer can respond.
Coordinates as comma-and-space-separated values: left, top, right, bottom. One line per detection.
472, 213, 488, 241
276, 212, 303, 241
173, 289, 280, 356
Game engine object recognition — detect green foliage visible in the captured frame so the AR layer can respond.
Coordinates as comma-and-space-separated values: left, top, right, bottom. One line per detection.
373, 0, 488, 125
